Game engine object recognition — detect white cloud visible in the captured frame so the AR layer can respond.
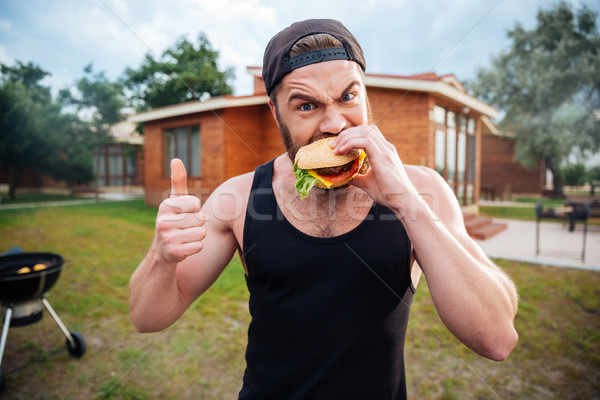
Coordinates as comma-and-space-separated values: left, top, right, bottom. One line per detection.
114, 0, 278, 93
0, 45, 15, 65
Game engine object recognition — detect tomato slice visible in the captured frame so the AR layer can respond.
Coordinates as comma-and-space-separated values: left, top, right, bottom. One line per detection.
319, 157, 360, 183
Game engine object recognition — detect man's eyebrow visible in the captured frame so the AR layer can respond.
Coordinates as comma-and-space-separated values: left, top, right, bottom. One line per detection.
287, 92, 318, 104
342, 80, 361, 96
286, 80, 362, 104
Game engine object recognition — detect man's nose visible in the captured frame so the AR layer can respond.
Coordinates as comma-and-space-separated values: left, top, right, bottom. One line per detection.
319, 105, 347, 134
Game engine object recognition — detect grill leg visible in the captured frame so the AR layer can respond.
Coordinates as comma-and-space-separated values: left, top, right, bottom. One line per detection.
0, 307, 12, 367
41, 298, 75, 348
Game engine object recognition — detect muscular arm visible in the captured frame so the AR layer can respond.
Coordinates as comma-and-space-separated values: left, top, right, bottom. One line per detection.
402, 166, 518, 361
129, 160, 247, 333
334, 127, 518, 361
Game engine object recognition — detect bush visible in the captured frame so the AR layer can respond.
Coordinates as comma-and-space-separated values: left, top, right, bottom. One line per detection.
557, 163, 587, 187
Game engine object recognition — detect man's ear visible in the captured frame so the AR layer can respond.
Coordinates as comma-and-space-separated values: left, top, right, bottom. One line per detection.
268, 100, 280, 129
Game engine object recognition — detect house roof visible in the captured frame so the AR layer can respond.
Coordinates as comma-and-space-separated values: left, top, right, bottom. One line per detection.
128, 94, 269, 124
363, 73, 497, 118
109, 120, 144, 145
129, 67, 497, 124
481, 116, 499, 135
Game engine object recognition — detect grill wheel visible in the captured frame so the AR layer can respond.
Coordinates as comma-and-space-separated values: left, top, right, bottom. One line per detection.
66, 331, 86, 358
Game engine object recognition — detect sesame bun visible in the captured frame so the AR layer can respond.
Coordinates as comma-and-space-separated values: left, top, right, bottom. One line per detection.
294, 137, 361, 169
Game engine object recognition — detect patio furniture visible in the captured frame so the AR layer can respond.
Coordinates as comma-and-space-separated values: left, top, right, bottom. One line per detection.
535, 201, 589, 261
564, 200, 591, 232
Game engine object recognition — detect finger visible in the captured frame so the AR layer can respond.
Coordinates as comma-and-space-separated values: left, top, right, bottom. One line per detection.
332, 126, 381, 154
160, 196, 202, 217
170, 158, 188, 198
164, 241, 204, 263
334, 136, 372, 155
178, 226, 207, 244
350, 168, 371, 190
170, 211, 206, 228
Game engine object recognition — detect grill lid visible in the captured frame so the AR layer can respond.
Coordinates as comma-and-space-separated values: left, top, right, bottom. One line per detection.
0, 252, 64, 303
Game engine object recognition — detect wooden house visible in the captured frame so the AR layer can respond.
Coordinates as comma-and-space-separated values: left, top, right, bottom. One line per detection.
480, 128, 545, 199
129, 67, 500, 219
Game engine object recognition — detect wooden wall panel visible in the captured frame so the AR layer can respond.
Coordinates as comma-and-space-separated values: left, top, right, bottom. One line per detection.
142, 113, 226, 206
142, 122, 164, 206
367, 88, 431, 166
223, 104, 284, 179
481, 134, 543, 196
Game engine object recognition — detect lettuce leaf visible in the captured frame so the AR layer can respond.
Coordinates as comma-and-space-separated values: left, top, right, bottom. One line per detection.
294, 163, 318, 198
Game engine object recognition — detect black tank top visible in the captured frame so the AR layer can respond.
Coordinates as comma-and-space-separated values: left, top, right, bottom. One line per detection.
239, 159, 414, 400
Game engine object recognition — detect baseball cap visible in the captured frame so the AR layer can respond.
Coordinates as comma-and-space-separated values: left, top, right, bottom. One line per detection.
262, 19, 366, 96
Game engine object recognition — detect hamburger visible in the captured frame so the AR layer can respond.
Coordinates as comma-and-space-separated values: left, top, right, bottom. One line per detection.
293, 137, 368, 198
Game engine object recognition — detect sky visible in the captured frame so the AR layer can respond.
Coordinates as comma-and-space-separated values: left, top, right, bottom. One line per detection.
0, 0, 599, 98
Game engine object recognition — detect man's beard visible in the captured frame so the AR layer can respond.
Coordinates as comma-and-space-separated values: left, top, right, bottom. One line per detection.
275, 107, 302, 163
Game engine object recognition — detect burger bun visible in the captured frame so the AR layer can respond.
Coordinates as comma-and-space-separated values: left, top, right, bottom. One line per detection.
295, 137, 360, 169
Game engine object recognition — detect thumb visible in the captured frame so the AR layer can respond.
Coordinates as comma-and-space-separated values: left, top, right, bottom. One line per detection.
350, 168, 372, 191
170, 158, 188, 198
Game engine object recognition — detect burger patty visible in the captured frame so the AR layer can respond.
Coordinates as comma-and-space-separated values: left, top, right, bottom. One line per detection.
314, 159, 355, 176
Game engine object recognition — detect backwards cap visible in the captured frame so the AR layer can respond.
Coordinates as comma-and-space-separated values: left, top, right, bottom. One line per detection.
262, 19, 366, 96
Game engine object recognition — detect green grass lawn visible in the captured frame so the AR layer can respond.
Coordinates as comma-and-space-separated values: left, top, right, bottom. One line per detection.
479, 195, 600, 225
0, 200, 598, 399
0, 191, 88, 205
512, 197, 566, 207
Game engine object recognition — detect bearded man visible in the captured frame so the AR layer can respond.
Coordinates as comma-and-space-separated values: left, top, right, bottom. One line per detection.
129, 19, 518, 400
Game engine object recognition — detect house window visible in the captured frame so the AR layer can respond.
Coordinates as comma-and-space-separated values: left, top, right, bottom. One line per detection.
433, 105, 477, 205
434, 105, 446, 176
93, 144, 138, 186
467, 119, 476, 204
435, 129, 446, 176
446, 111, 456, 184
164, 125, 201, 177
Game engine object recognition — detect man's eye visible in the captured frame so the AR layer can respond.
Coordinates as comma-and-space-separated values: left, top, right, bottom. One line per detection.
341, 93, 355, 102
299, 103, 315, 111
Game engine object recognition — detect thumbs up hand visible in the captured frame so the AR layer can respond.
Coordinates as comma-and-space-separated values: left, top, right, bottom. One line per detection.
155, 158, 206, 264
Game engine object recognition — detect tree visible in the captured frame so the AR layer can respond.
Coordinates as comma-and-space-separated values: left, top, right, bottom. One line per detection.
588, 165, 600, 195
469, 2, 600, 198
0, 62, 56, 200
558, 162, 587, 187
0, 61, 125, 199
55, 64, 126, 194
60, 64, 125, 136
44, 113, 96, 191
123, 33, 234, 110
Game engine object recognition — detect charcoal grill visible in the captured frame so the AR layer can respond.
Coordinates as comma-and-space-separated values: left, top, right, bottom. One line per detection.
0, 252, 86, 393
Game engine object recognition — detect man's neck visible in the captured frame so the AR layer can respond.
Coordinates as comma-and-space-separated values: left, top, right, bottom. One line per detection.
272, 155, 373, 238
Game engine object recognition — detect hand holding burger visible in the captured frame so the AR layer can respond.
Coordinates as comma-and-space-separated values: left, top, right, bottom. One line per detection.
293, 137, 368, 198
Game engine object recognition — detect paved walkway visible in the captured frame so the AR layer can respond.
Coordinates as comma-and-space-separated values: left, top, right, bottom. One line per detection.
476, 218, 600, 271
0, 193, 144, 210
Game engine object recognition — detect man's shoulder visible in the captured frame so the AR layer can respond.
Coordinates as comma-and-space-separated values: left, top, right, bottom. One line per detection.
404, 164, 451, 196
214, 171, 255, 199
405, 165, 442, 184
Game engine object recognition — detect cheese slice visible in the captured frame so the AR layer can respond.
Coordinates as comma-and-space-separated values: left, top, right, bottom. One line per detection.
307, 169, 335, 188
357, 150, 367, 165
